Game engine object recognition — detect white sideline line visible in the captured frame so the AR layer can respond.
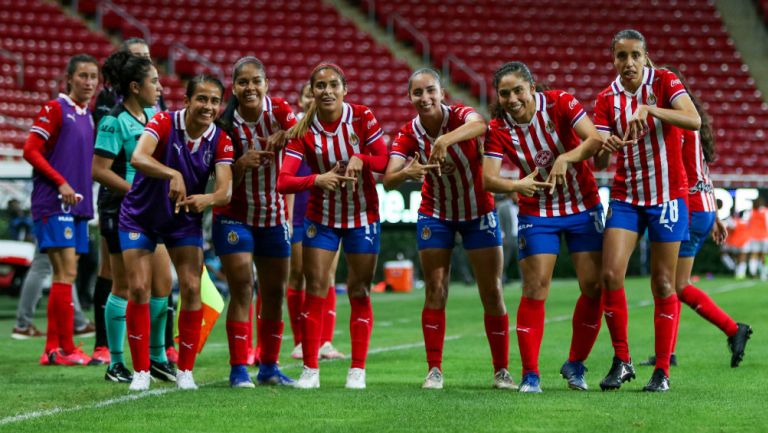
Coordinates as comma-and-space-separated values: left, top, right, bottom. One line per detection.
1, 280, 756, 427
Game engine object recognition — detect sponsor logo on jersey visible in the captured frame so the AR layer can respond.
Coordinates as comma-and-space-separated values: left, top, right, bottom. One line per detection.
534, 149, 554, 168
367, 119, 376, 129
421, 226, 431, 240
568, 99, 578, 110
306, 223, 317, 239
66, 113, 77, 122
224, 144, 234, 153
227, 230, 239, 245
670, 79, 681, 88
689, 180, 713, 194
129, 232, 141, 241
518, 223, 533, 231
63, 227, 73, 240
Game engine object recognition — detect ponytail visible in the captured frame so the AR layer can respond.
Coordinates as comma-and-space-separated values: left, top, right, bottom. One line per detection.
288, 99, 316, 139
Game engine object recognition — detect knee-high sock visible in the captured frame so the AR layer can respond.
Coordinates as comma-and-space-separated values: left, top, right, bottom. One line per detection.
320, 287, 337, 344
568, 294, 603, 362
149, 297, 169, 363
654, 294, 678, 376
484, 313, 509, 372
602, 288, 630, 362
126, 301, 150, 372
105, 293, 128, 368
251, 293, 261, 354
164, 296, 175, 349
300, 294, 326, 368
226, 320, 250, 366
177, 308, 203, 371
421, 308, 446, 370
680, 285, 738, 337
349, 296, 373, 369
44, 284, 61, 353
516, 297, 545, 375
258, 319, 284, 365
92, 276, 112, 348
670, 297, 682, 353
52, 282, 75, 353
285, 287, 305, 346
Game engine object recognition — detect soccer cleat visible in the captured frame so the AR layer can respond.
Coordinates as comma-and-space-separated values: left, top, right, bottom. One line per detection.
727, 323, 753, 368
150, 360, 177, 382
599, 357, 636, 391
295, 366, 320, 389
345, 368, 366, 389
291, 343, 303, 360
638, 354, 677, 367
165, 346, 178, 365
518, 372, 542, 393
560, 360, 588, 391
176, 370, 198, 390
39, 350, 53, 366
642, 368, 670, 392
257, 363, 295, 386
319, 341, 345, 360
129, 370, 152, 391
105, 362, 133, 383
49, 347, 91, 366
229, 365, 255, 388
493, 368, 516, 390
12, 324, 45, 340
73, 322, 96, 338
88, 346, 110, 366
422, 367, 444, 389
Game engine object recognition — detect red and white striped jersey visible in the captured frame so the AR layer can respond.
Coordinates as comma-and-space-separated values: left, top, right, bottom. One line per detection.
594, 67, 689, 206
682, 129, 716, 213
214, 96, 297, 227
484, 90, 600, 217
283, 103, 386, 228
391, 104, 493, 221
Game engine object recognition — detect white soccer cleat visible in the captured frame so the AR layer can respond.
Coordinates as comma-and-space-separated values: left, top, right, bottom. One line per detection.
290, 343, 303, 360
493, 368, 517, 390
422, 367, 444, 389
176, 369, 198, 390
319, 341, 345, 359
345, 368, 366, 389
128, 370, 151, 391
295, 366, 320, 389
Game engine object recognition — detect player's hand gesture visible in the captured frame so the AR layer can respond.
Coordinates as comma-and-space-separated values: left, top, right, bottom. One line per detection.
169, 170, 188, 213
264, 130, 288, 152
624, 104, 650, 143
403, 157, 439, 182
180, 194, 212, 213
314, 162, 357, 191
602, 135, 633, 153
546, 157, 568, 194
239, 149, 274, 169
515, 168, 553, 197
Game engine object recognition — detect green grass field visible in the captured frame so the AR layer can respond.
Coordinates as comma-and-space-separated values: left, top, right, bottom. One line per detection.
0, 277, 764, 433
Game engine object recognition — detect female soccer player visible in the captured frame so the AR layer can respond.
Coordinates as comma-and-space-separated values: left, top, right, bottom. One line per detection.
482, 62, 607, 392
383, 68, 513, 390
637, 66, 752, 368
93, 50, 176, 383
594, 29, 702, 392
24, 54, 99, 366
120, 75, 233, 391
278, 63, 387, 389
286, 82, 345, 362
213, 56, 296, 387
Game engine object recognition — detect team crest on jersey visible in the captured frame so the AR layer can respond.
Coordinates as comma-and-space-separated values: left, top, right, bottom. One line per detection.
421, 226, 432, 240
519, 235, 526, 250
129, 232, 140, 241
546, 120, 555, 133
534, 150, 554, 168
63, 227, 73, 240
349, 133, 360, 147
647, 93, 657, 105
203, 149, 213, 166
439, 161, 456, 175
306, 224, 317, 239
227, 230, 239, 245
271, 119, 279, 131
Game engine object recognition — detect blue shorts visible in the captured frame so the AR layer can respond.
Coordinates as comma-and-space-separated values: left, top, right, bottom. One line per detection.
291, 224, 304, 245
516, 205, 604, 260
679, 211, 716, 257
605, 198, 690, 243
34, 214, 89, 254
303, 219, 380, 254
212, 216, 291, 258
119, 230, 201, 252
416, 211, 502, 251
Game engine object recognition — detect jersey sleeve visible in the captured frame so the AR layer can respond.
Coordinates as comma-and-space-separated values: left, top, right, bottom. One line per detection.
29, 101, 61, 142
23, 101, 66, 186
93, 115, 122, 159
593, 94, 612, 135
482, 122, 506, 160
143, 111, 171, 144
453, 104, 480, 123
277, 137, 317, 194
556, 92, 587, 128
275, 99, 298, 130
355, 107, 388, 172
661, 70, 688, 105
390, 128, 417, 160
362, 107, 384, 146
214, 133, 234, 164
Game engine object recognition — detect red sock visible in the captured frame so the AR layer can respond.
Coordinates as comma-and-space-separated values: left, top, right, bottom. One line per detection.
301, 294, 325, 368
258, 319, 284, 365
286, 287, 305, 345
44, 283, 63, 352
226, 320, 250, 366
680, 285, 739, 337
52, 282, 76, 353
421, 308, 445, 371
349, 296, 373, 369
568, 294, 603, 362
321, 287, 337, 344
671, 297, 682, 353
177, 309, 203, 371
516, 297, 545, 375
246, 296, 254, 354
126, 301, 151, 372
602, 288, 630, 362
654, 294, 678, 376
484, 313, 509, 372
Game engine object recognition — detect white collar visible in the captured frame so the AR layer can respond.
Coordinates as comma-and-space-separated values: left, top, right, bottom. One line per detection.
58, 93, 88, 116
414, 104, 450, 140
611, 66, 653, 96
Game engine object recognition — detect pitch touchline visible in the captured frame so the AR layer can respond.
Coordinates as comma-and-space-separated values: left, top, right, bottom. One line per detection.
0, 280, 755, 426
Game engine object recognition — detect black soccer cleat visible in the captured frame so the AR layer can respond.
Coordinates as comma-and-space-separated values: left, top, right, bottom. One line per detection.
599, 357, 636, 391
642, 368, 670, 392
105, 362, 133, 383
728, 323, 753, 368
150, 360, 177, 382
638, 353, 677, 367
